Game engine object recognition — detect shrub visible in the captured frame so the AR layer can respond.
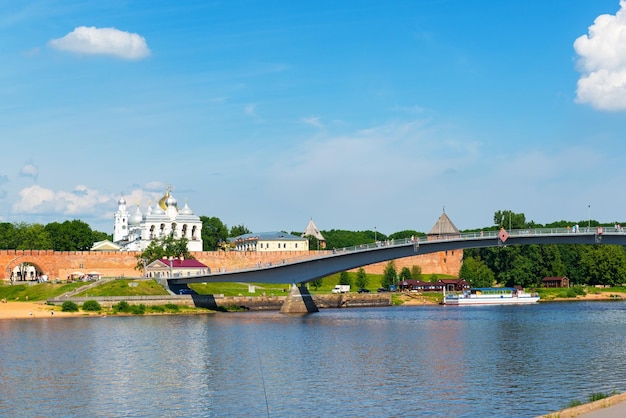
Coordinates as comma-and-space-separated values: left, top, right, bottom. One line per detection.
572, 286, 586, 296
164, 303, 179, 311
61, 301, 79, 312
82, 300, 102, 312
114, 300, 131, 313
149, 305, 165, 313
130, 304, 146, 315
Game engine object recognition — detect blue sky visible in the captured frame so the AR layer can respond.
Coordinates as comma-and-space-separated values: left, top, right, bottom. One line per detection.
2, 0, 626, 236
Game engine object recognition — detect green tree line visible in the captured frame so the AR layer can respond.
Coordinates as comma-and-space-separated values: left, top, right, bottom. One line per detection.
461, 210, 626, 288
0, 220, 109, 251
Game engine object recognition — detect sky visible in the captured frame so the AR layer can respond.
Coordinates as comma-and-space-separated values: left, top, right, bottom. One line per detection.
2, 0, 626, 236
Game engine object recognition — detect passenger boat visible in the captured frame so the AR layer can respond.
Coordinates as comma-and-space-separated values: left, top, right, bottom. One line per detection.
442, 287, 539, 305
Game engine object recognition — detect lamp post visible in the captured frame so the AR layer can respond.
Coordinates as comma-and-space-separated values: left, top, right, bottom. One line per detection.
588, 205, 591, 230
374, 226, 377, 243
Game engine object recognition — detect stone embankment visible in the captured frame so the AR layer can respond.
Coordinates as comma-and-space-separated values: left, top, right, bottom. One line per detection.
47, 293, 392, 311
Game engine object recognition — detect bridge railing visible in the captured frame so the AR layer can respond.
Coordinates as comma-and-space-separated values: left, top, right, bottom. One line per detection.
187, 227, 612, 278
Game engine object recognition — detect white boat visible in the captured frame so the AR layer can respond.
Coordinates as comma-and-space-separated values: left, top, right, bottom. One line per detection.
442, 287, 539, 305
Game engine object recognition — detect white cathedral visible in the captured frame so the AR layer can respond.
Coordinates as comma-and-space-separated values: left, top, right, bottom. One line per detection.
113, 188, 203, 252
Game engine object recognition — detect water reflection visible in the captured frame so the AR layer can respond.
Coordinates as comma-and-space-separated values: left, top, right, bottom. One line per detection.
0, 302, 625, 417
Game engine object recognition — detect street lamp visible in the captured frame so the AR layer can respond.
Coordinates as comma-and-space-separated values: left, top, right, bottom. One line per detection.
374, 227, 377, 243
588, 205, 591, 230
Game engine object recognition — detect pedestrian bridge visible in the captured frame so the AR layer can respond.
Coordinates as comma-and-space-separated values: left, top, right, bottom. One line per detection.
169, 226, 623, 287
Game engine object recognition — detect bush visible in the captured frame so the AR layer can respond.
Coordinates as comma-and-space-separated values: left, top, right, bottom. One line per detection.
61, 301, 79, 312
164, 303, 179, 311
112, 301, 145, 314
82, 300, 102, 312
130, 304, 146, 315
114, 300, 131, 313
572, 286, 586, 296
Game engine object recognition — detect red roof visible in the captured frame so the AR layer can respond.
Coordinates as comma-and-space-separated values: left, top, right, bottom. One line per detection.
157, 258, 207, 268
542, 276, 568, 282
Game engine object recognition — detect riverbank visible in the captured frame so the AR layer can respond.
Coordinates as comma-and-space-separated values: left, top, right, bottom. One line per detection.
0, 301, 97, 319
2, 291, 623, 320
538, 391, 626, 417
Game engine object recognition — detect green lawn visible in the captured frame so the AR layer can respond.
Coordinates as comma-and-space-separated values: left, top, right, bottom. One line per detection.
73, 279, 170, 297
189, 282, 291, 297
0, 282, 89, 301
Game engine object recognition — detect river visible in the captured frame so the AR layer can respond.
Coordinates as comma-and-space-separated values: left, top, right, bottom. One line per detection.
1, 301, 625, 417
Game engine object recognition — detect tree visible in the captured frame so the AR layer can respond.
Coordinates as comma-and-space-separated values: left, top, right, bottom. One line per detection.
580, 245, 626, 286
135, 236, 194, 271
381, 261, 397, 289
0, 222, 17, 249
309, 278, 323, 290
200, 216, 228, 251
92, 230, 111, 243
339, 271, 351, 286
45, 220, 94, 251
494, 210, 527, 229
230, 224, 251, 237
411, 265, 422, 281
306, 235, 321, 251
322, 229, 388, 249
14, 222, 52, 250
355, 267, 368, 289
388, 230, 424, 240
399, 267, 412, 281
459, 256, 495, 288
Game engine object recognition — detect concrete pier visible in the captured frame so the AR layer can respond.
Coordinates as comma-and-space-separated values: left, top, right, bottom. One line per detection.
280, 284, 319, 314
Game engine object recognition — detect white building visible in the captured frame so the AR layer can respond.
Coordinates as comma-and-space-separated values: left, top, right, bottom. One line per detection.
230, 231, 309, 252
113, 189, 203, 252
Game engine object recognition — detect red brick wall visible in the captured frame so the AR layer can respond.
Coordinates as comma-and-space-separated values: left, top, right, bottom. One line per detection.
1, 249, 461, 281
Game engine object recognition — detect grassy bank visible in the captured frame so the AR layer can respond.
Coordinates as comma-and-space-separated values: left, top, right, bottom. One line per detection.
0, 281, 91, 301
535, 286, 626, 301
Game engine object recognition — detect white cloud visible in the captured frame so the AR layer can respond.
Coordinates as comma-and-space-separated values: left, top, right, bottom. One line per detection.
48, 26, 150, 60
301, 116, 324, 128
13, 185, 112, 216
574, 1, 626, 111
144, 181, 166, 192
244, 103, 264, 122
19, 163, 38, 180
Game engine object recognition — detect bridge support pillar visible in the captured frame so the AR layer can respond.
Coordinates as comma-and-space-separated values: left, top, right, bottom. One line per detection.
280, 283, 319, 314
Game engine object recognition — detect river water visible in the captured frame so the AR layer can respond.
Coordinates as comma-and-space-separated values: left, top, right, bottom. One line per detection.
1, 301, 625, 417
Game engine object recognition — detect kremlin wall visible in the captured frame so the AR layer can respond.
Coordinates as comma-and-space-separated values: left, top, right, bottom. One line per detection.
0, 248, 462, 282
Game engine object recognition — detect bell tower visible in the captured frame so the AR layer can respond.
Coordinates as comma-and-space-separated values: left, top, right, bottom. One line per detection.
113, 194, 129, 242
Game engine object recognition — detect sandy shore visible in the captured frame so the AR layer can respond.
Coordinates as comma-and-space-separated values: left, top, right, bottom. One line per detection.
0, 301, 100, 319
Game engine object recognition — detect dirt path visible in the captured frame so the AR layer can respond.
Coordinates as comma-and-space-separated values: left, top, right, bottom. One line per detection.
0, 301, 98, 319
